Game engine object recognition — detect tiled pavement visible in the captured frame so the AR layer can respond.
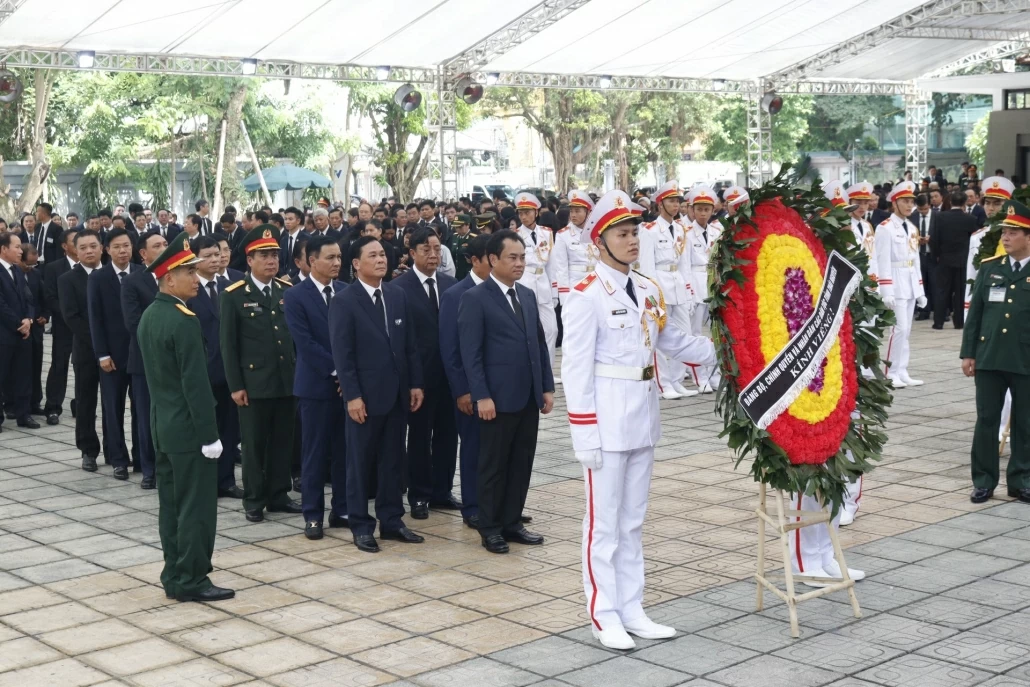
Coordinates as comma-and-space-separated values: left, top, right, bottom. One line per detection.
1, 324, 1029, 686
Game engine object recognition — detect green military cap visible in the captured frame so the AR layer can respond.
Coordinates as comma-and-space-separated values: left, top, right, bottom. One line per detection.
147, 234, 200, 278
1001, 200, 1030, 230
453, 213, 473, 228
475, 212, 496, 229
240, 223, 281, 254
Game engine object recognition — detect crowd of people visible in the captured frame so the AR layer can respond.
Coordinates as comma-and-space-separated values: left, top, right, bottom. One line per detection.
0, 162, 1027, 647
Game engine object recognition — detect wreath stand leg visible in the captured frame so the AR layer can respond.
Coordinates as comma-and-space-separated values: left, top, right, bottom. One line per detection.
1001, 418, 1011, 455
754, 482, 862, 638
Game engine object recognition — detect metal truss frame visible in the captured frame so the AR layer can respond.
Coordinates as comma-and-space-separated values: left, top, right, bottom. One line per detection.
922, 37, 1030, 77
897, 27, 1030, 40
424, 68, 459, 200
0, 0, 27, 26
770, 0, 1030, 83
746, 89, 774, 188
905, 91, 931, 177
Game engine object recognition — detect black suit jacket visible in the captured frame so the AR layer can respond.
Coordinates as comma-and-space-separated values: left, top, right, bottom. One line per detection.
87, 262, 142, 370
187, 275, 233, 386
43, 257, 74, 338
121, 268, 160, 376
962, 204, 987, 228
25, 267, 46, 321
0, 260, 32, 345
279, 230, 309, 277
394, 269, 457, 390
58, 265, 96, 365
908, 209, 937, 257
219, 228, 248, 272
199, 216, 214, 236
20, 221, 62, 264
931, 209, 978, 268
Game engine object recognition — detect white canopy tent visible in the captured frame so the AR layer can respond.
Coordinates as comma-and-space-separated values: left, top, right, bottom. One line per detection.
1, 0, 1028, 192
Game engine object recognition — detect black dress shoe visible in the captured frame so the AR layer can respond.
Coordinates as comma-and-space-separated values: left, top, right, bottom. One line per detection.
305, 521, 324, 540
4, 411, 14, 420
17, 418, 40, 429
176, 585, 235, 603
81, 454, 98, 472
354, 534, 380, 553
292, 477, 301, 492
217, 485, 245, 499
430, 494, 463, 510
113, 466, 129, 481
140, 476, 156, 490
245, 509, 264, 522
481, 534, 509, 554
70, 398, 77, 418
30, 406, 46, 416
380, 526, 424, 543
46, 413, 59, 426
410, 501, 429, 519
931, 324, 944, 330
463, 515, 482, 530
520, 514, 533, 524
1008, 488, 1030, 504
328, 513, 350, 528
503, 527, 544, 545
268, 499, 303, 514
971, 487, 994, 503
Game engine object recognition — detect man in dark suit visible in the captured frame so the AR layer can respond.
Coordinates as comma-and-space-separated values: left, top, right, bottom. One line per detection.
43, 229, 79, 425
122, 232, 166, 489
394, 227, 460, 519
0, 233, 38, 431
218, 213, 248, 272
963, 188, 988, 228
60, 230, 105, 467
458, 230, 554, 554
284, 235, 349, 540
329, 236, 425, 553
187, 236, 243, 498
196, 199, 214, 236
88, 228, 142, 480
279, 207, 308, 278
931, 191, 979, 330
909, 195, 937, 320
310, 208, 341, 241
19, 243, 47, 416
439, 235, 492, 527
153, 209, 181, 241
22, 203, 62, 265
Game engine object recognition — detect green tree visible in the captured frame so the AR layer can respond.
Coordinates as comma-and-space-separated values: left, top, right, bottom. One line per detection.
0, 69, 57, 220
703, 94, 814, 169
624, 92, 708, 186
965, 112, 989, 170
798, 95, 898, 154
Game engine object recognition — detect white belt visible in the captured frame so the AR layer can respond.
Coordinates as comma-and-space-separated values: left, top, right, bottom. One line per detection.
659, 264, 679, 272
569, 265, 595, 273
528, 267, 544, 275
891, 260, 914, 268
594, 363, 655, 381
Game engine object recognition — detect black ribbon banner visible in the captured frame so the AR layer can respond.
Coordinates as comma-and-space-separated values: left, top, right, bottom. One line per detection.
738, 251, 861, 429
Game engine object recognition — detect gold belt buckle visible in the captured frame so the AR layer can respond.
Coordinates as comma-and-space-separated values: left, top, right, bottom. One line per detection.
642, 365, 655, 381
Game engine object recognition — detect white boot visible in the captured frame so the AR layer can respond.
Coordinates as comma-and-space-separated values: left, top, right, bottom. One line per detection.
824, 558, 865, 582
624, 616, 676, 640
838, 506, 857, 526
554, 376, 562, 385
660, 388, 685, 400
592, 625, 636, 650
795, 567, 829, 589
698, 382, 715, 394
899, 372, 923, 387
888, 375, 907, 389
672, 382, 698, 398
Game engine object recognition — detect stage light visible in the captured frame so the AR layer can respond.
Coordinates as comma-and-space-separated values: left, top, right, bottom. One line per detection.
761, 91, 783, 115
713, 79, 726, 92
485, 72, 500, 86
376, 65, 391, 81
393, 84, 422, 112
241, 58, 257, 76
598, 75, 613, 89
77, 50, 95, 69
455, 76, 483, 104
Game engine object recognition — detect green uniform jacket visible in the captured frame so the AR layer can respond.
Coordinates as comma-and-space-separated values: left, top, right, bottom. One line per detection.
961, 254, 1030, 375
448, 231, 477, 281
138, 292, 219, 453
219, 275, 296, 399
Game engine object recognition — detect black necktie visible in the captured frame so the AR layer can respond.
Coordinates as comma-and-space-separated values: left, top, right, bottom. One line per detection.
118, 271, 127, 286
322, 285, 333, 308
374, 288, 388, 337
207, 281, 219, 314
530, 229, 537, 245
426, 277, 438, 313
668, 220, 675, 238
1014, 261, 1022, 275
262, 285, 270, 301
507, 287, 524, 326
625, 277, 638, 306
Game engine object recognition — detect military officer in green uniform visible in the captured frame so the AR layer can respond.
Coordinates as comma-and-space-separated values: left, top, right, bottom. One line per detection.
962, 199, 1030, 504
447, 214, 477, 280
138, 237, 234, 603
219, 224, 302, 522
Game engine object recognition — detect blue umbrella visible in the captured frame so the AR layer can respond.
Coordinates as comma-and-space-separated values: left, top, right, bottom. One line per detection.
243, 164, 331, 192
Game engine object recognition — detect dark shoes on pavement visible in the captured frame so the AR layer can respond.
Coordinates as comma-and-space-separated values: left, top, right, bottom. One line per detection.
268, 500, 303, 514
503, 527, 544, 546
17, 418, 40, 429
46, 413, 59, 426
481, 534, 509, 554
430, 494, 463, 510
328, 512, 350, 529
81, 454, 98, 472
380, 526, 424, 544
971, 487, 994, 503
410, 500, 429, 519
305, 521, 323, 540
217, 485, 244, 499
245, 509, 264, 523
140, 476, 156, 490
1009, 488, 1030, 504
176, 586, 235, 603
113, 466, 129, 481
354, 534, 380, 553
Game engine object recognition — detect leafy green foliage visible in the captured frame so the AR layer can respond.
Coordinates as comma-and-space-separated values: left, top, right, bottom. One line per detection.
798, 96, 899, 155
703, 95, 814, 168
965, 112, 989, 171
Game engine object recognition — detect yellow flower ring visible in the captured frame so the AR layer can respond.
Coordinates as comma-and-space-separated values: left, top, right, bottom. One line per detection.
721, 199, 857, 465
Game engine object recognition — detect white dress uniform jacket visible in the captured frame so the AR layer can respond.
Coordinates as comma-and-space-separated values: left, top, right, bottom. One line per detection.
965, 227, 988, 311
686, 219, 722, 302
517, 224, 556, 304
871, 214, 924, 301
636, 216, 691, 306
554, 224, 599, 306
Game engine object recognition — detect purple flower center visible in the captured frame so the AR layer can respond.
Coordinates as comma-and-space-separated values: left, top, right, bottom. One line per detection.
782, 267, 826, 393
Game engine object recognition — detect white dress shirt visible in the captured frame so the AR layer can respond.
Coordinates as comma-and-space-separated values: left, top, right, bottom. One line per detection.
491, 274, 519, 312
357, 277, 389, 332
412, 266, 438, 299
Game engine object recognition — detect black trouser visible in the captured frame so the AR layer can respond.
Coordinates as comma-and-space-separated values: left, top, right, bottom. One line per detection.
131, 374, 155, 479
346, 402, 406, 537
477, 397, 539, 538
29, 324, 43, 409
919, 251, 934, 314
972, 369, 1030, 491
934, 264, 965, 329
45, 332, 73, 414
0, 337, 30, 423
99, 367, 131, 468
212, 382, 240, 491
238, 396, 295, 512
73, 359, 101, 457
406, 384, 459, 506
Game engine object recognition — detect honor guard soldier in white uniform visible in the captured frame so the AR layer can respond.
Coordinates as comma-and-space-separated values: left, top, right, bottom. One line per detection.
562, 190, 716, 651
637, 181, 696, 399
847, 181, 876, 227
722, 186, 750, 217
686, 184, 722, 393
872, 180, 926, 388
554, 190, 598, 305
514, 192, 559, 379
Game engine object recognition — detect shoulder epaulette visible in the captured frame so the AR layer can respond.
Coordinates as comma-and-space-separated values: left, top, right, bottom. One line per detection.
469, 232, 478, 238
641, 221, 656, 229
224, 280, 246, 292
175, 303, 196, 317
982, 254, 1005, 263
573, 273, 598, 292
632, 270, 651, 285
557, 226, 569, 234
275, 276, 292, 288
879, 219, 890, 226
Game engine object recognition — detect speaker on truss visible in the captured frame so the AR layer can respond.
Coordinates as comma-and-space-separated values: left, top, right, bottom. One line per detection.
0, 69, 23, 104
761, 91, 783, 115
455, 76, 484, 105
393, 84, 422, 112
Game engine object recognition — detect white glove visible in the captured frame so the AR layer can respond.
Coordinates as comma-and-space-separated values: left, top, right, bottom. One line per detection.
575, 449, 603, 470
916, 296, 927, 309
201, 440, 223, 460
553, 296, 560, 308
687, 301, 697, 317
882, 296, 896, 310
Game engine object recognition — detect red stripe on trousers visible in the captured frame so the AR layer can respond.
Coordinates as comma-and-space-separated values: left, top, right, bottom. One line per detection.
654, 351, 664, 392
586, 469, 602, 631
795, 493, 805, 573
883, 329, 895, 376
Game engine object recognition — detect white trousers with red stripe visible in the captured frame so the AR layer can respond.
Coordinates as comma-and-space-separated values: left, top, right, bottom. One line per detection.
655, 304, 692, 392
582, 447, 653, 631
883, 298, 913, 379
689, 301, 721, 389
540, 298, 558, 370
842, 412, 862, 519
788, 492, 841, 574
